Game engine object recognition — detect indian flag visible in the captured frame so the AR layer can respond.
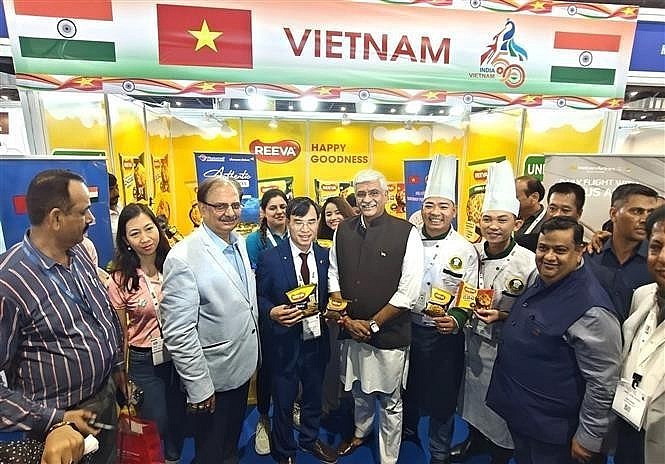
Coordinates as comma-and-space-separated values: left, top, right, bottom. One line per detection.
10, 0, 116, 62
550, 32, 621, 86
89, 186, 100, 202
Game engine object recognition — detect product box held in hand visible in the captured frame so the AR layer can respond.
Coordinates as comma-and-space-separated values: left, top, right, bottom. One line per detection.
286, 284, 318, 317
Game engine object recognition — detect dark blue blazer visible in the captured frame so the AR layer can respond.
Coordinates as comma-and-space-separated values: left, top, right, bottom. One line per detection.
256, 240, 330, 364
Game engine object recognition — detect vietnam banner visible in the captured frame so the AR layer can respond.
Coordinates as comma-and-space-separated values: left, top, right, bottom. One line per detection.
4, 0, 638, 100
157, 4, 252, 68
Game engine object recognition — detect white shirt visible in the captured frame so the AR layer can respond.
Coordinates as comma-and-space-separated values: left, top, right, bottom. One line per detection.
289, 239, 318, 288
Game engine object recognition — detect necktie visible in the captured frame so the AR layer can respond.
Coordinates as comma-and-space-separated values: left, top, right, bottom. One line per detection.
299, 252, 310, 285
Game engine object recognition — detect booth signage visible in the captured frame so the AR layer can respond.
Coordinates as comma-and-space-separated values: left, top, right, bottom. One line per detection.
4, 0, 638, 106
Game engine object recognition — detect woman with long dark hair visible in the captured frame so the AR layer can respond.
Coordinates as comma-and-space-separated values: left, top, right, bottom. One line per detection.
245, 189, 289, 269
107, 203, 185, 463
317, 196, 355, 241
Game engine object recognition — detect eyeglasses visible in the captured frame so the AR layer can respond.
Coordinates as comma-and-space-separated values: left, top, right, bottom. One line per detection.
355, 189, 383, 200
200, 200, 241, 213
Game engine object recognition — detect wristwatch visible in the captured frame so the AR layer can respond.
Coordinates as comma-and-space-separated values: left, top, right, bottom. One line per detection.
369, 319, 380, 334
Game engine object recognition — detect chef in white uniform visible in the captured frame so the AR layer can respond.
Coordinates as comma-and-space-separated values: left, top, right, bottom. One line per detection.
402, 155, 478, 464
454, 160, 537, 464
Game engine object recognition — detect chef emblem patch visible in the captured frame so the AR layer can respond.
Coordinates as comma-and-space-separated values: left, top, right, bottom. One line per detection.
449, 256, 463, 271
506, 277, 525, 294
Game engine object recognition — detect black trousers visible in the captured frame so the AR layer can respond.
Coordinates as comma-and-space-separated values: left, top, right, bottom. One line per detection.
193, 381, 251, 464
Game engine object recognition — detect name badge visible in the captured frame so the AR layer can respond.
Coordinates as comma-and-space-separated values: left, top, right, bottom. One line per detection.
473, 319, 493, 340
612, 378, 650, 431
151, 336, 171, 366
302, 314, 322, 341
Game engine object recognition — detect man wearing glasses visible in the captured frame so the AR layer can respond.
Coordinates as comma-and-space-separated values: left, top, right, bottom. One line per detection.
330, 169, 424, 464
160, 176, 260, 464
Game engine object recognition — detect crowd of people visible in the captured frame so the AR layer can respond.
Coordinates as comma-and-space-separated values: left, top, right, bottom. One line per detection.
0, 162, 663, 464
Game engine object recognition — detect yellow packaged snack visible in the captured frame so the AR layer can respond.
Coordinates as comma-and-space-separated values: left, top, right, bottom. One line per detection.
323, 296, 350, 320
285, 284, 318, 317
423, 287, 454, 317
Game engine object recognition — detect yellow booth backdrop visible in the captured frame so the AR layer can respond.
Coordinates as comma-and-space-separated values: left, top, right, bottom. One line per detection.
41, 94, 605, 237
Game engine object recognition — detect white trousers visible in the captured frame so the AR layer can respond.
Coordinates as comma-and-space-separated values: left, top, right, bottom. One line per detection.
352, 381, 403, 464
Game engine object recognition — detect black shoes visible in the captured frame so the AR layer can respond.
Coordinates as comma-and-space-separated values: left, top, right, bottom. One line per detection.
300, 439, 338, 463
450, 426, 485, 462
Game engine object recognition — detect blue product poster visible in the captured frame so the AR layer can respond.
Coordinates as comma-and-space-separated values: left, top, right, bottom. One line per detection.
0, 157, 113, 265
404, 159, 432, 223
194, 152, 260, 223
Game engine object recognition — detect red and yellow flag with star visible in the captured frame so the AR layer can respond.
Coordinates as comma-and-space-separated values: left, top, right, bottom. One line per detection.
157, 4, 253, 68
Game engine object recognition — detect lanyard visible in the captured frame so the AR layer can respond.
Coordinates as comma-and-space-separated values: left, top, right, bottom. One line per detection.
24, 245, 93, 313
523, 207, 547, 235
634, 308, 665, 375
266, 228, 281, 248
141, 273, 163, 329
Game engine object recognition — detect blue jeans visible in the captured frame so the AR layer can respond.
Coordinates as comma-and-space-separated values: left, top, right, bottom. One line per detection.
128, 348, 186, 460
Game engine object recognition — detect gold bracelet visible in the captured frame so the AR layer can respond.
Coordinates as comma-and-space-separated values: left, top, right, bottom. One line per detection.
47, 420, 75, 435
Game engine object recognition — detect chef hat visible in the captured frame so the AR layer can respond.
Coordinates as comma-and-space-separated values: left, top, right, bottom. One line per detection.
423, 155, 457, 202
482, 160, 520, 216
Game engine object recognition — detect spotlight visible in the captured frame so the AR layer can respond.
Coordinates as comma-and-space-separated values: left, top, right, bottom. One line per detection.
248, 94, 268, 111
449, 105, 466, 117
359, 101, 377, 114
300, 96, 319, 112
405, 101, 422, 114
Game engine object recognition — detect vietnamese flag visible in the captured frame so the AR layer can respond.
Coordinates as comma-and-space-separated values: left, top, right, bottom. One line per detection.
13, 0, 113, 21
157, 4, 253, 69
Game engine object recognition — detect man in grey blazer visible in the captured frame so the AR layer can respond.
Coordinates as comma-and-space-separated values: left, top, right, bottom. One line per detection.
160, 176, 260, 464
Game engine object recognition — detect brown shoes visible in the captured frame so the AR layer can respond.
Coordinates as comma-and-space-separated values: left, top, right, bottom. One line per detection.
336, 435, 368, 457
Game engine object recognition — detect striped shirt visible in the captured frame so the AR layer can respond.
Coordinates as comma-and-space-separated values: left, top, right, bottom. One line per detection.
0, 233, 122, 434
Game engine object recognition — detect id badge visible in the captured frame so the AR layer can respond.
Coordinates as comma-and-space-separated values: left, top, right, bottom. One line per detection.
611, 379, 649, 431
302, 314, 322, 341
474, 319, 493, 340
151, 336, 171, 365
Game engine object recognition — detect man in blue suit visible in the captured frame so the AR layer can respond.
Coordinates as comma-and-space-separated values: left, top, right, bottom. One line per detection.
257, 197, 337, 464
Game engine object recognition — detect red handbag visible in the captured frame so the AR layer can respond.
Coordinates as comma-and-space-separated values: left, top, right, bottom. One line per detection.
117, 413, 164, 464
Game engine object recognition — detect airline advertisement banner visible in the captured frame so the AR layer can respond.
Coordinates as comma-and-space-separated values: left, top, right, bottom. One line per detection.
543, 154, 665, 232
4, 0, 638, 108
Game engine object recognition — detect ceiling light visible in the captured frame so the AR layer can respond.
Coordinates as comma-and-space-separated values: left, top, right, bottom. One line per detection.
449, 104, 466, 117
390, 107, 396, 114
1, 95, 10, 101
438, 108, 445, 114
248, 94, 268, 111
405, 101, 422, 114
341, 113, 351, 126
340, 106, 347, 112
300, 96, 319, 112
268, 116, 278, 129
629, 91, 638, 97
359, 101, 377, 114
288, 103, 294, 110
233, 103, 240, 109
175, 100, 182, 107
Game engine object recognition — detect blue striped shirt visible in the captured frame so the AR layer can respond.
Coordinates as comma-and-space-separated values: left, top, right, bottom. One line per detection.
0, 233, 122, 434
